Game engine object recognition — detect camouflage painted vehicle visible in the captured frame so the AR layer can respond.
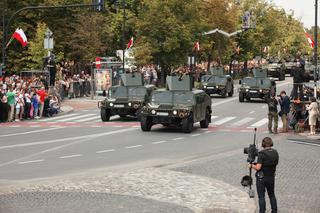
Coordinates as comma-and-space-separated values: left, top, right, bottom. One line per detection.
239, 69, 276, 102
98, 73, 155, 121
284, 58, 296, 76
140, 75, 212, 133
263, 59, 286, 81
201, 67, 234, 98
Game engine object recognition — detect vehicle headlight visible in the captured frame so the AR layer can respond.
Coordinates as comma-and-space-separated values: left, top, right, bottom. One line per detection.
151, 110, 156, 115
128, 102, 132, 107
215, 86, 219, 89
109, 102, 114, 107
203, 85, 207, 89
246, 89, 249, 92
259, 89, 263, 92
173, 110, 178, 115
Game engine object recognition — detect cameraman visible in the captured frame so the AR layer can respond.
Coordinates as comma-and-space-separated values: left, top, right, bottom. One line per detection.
249, 137, 279, 213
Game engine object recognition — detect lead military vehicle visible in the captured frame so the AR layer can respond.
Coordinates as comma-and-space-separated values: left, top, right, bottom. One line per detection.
140, 75, 212, 133
239, 69, 276, 102
201, 67, 234, 98
98, 73, 155, 121
263, 58, 286, 81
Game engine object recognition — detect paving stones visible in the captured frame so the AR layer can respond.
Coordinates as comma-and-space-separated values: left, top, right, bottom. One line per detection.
0, 168, 255, 213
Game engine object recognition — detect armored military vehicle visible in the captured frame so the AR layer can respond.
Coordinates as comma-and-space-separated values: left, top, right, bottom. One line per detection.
140, 75, 212, 133
263, 59, 285, 81
98, 73, 155, 121
201, 67, 234, 98
284, 58, 296, 76
239, 69, 276, 102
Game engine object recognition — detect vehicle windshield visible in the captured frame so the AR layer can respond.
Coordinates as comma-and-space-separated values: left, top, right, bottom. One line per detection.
242, 78, 257, 87
151, 91, 194, 105
258, 79, 271, 88
108, 87, 127, 98
201, 76, 226, 84
128, 87, 147, 97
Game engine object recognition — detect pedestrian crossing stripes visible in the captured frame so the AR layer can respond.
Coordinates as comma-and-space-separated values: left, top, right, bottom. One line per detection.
1, 113, 285, 130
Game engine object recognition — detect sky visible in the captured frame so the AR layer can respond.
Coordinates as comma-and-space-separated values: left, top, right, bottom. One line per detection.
272, 0, 315, 28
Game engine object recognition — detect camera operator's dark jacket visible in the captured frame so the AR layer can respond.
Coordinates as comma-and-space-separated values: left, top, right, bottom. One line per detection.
279, 96, 290, 114
257, 148, 279, 177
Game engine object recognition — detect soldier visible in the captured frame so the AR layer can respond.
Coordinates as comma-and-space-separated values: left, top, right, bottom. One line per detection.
266, 94, 278, 134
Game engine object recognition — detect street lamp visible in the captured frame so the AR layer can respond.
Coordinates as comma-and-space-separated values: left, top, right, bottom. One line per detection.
314, 0, 318, 98
122, 0, 126, 73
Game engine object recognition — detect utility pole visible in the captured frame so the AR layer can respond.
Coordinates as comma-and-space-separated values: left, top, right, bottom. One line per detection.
315, 0, 318, 98
122, 0, 126, 72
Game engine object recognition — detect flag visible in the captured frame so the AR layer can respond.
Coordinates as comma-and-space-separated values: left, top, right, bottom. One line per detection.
127, 37, 134, 49
8, 28, 28, 48
193, 41, 200, 52
304, 29, 315, 49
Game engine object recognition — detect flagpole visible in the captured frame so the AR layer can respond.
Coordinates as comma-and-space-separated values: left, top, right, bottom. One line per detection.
314, 0, 318, 98
122, 0, 126, 72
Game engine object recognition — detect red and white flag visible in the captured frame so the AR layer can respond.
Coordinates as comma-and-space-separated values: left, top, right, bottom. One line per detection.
193, 41, 200, 52
304, 29, 315, 49
8, 28, 28, 48
127, 37, 134, 49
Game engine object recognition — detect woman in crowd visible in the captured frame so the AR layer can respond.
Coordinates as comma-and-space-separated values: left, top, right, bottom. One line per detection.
306, 97, 319, 135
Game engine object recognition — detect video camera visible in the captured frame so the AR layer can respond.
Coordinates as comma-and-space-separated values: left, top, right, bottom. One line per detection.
241, 128, 259, 198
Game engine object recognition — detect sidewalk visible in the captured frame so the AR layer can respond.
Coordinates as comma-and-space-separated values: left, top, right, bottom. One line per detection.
60, 96, 104, 112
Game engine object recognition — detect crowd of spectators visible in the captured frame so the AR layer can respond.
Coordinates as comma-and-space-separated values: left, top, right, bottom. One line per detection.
0, 75, 61, 122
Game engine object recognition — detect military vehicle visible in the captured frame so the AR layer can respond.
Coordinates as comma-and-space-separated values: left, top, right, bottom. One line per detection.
304, 60, 318, 81
263, 59, 285, 81
239, 69, 276, 102
140, 75, 212, 133
98, 73, 155, 121
284, 58, 296, 76
201, 67, 234, 98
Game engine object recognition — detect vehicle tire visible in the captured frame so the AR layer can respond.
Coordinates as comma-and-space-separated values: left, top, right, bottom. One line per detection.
200, 110, 210, 128
239, 92, 244, 102
182, 115, 193, 133
140, 116, 152, 131
246, 97, 251, 102
100, 108, 111, 122
221, 89, 227, 98
228, 86, 234, 97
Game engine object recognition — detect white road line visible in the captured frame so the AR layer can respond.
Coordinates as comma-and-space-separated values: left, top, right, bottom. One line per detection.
125, 145, 142, 149
91, 125, 102, 128
205, 131, 211, 134
152, 140, 168, 145
172, 137, 184, 141
287, 140, 320, 147
211, 115, 219, 119
249, 118, 268, 128
59, 154, 83, 159
29, 125, 41, 128
191, 134, 201, 137
18, 159, 44, 165
262, 105, 267, 109
0, 128, 136, 150
212, 117, 236, 125
211, 97, 238, 107
10, 125, 21, 128
96, 149, 115, 154
240, 130, 252, 133
0, 127, 64, 138
231, 117, 255, 127
58, 114, 96, 122
75, 115, 101, 122
40, 113, 78, 122
249, 111, 255, 114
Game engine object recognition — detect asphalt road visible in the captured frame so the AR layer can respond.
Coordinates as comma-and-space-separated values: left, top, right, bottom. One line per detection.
0, 77, 319, 212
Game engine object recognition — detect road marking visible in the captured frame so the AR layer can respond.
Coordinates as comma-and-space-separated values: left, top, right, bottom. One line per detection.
40, 113, 78, 122
0, 127, 64, 138
262, 105, 267, 109
125, 145, 142, 149
231, 117, 255, 127
91, 125, 102, 127
172, 137, 184, 141
59, 154, 83, 159
0, 128, 136, 150
191, 134, 201, 137
200, 128, 208, 131
212, 117, 236, 125
75, 115, 101, 122
18, 159, 44, 165
10, 125, 21, 128
249, 111, 255, 114
29, 125, 41, 128
96, 149, 115, 154
240, 130, 252, 133
287, 140, 320, 147
211, 115, 218, 119
249, 118, 268, 128
152, 140, 168, 145
205, 131, 211, 134
211, 97, 237, 107
58, 114, 96, 122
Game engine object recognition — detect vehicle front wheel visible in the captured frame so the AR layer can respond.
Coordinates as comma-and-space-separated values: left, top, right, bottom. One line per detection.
200, 110, 210, 128
100, 108, 111, 122
221, 89, 227, 98
239, 93, 244, 102
228, 87, 234, 97
182, 116, 193, 133
140, 116, 152, 132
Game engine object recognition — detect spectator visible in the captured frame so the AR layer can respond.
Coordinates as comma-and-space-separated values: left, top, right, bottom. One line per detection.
0, 95, 10, 122
278, 91, 290, 133
6, 87, 16, 122
37, 86, 48, 118
306, 97, 319, 135
32, 91, 39, 119
24, 89, 32, 120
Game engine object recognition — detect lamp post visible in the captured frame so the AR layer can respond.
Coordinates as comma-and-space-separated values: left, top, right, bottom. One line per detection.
314, 0, 318, 98
122, 0, 126, 72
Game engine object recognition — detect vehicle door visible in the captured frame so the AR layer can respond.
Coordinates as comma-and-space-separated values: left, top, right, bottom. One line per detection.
195, 94, 205, 121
